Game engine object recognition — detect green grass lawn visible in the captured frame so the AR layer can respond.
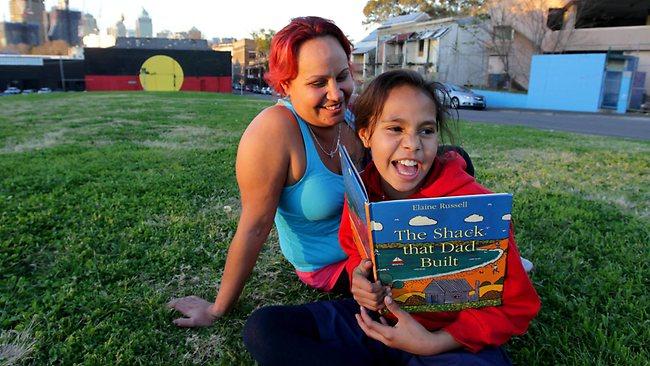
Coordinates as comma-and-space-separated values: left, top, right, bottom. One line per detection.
1, 92, 648, 365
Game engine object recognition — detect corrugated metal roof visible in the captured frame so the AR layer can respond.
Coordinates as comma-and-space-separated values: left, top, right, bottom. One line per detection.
353, 44, 376, 54
410, 27, 450, 40
380, 12, 430, 27
0, 55, 44, 66
387, 32, 415, 43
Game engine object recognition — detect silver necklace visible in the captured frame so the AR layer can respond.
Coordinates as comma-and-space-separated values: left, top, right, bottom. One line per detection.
307, 122, 341, 159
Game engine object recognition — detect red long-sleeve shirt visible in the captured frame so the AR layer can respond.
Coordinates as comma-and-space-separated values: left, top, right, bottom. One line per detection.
339, 152, 541, 353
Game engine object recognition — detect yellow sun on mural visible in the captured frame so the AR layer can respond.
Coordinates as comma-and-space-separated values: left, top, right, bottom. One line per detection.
139, 55, 184, 91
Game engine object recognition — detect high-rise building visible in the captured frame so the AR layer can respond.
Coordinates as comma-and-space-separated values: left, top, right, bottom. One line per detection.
107, 15, 127, 38
81, 13, 98, 37
188, 27, 202, 40
136, 8, 152, 38
9, 0, 46, 44
47, 5, 81, 45
0, 21, 40, 47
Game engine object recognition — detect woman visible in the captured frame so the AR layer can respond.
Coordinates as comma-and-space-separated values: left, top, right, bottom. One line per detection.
167, 16, 365, 327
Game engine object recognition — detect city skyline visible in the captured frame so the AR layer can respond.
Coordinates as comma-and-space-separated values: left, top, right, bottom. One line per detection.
0, 0, 374, 43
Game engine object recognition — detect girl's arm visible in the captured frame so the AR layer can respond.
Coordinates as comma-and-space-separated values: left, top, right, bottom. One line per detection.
168, 107, 293, 327
356, 296, 461, 356
339, 201, 387, 311
442, 228, 541, 352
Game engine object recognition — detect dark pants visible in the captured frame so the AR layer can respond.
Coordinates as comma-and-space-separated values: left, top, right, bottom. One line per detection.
243, 298, 511, 366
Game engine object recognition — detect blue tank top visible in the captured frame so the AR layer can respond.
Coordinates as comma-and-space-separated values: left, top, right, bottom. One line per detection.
274, 101, 349, 272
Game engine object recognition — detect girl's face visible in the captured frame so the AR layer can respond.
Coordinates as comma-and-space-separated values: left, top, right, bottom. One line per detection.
282, 36, 353, 128
359, 85, 439, 200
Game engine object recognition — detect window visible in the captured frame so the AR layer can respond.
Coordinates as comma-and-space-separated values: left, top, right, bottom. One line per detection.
494, 25, 514, 41
547, 8, 565, 31
418, 39, 425, 57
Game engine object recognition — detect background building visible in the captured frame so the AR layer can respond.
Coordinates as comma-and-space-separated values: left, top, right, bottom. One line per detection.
0, 54, 84, 90
107, 15, 127, 38
9, 0, 46, 44
47, 2, 81, 46
156, 30, 172, 39
0, 22, 40, 48
84, 44, 231, 92
187, 27, 201, 40
361, 13, 488, 89
136, 8, 152, 38
81, 13, 98, 37
231, 38, 258, 88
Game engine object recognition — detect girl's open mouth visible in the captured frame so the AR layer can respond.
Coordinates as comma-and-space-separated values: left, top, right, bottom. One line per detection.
392, 159, 420, 178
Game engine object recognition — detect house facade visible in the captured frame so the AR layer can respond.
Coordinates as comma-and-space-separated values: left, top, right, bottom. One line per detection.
353, 13, 490, 90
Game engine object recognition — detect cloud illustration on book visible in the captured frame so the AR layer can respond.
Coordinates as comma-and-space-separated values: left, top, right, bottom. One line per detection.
371, 221, 383, 231
409, 215, 438, 226
501, 214, 511, 221
464, 214, 484, 223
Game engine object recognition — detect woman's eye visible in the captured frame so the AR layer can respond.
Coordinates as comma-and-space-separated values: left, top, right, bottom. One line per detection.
388, 126, 402, 133
421, 128, 436, 135
337, 73, 349, 82
311, 81, 326, 88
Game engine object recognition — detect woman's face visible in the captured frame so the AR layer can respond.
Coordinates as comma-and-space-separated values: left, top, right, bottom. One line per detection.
282, 36, 353, 128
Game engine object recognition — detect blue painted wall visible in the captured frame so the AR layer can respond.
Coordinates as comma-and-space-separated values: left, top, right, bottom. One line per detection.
472, 54, 608, 112
472, 89, 528, 109
527, 54, 607, 112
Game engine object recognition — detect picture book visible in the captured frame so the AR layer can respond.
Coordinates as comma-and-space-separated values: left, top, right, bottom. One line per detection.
340, 147, 513, 313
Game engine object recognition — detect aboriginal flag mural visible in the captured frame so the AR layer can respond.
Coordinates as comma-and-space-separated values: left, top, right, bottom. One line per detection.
84, 48, 231, 92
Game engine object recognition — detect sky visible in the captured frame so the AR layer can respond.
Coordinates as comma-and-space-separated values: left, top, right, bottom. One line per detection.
0, 0, 375, 43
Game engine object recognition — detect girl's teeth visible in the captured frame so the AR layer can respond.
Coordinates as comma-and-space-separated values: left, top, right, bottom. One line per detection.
397, 159, 417, 166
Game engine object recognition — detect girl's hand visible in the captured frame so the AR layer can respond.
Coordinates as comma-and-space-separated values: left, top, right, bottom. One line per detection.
351, 260, 389, 311
355, 296, 461, 356
167, 296, 222, 327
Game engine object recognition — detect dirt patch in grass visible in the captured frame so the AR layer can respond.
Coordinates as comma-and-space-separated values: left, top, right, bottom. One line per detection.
0, 129, 69, 153
0, 322, 37, 365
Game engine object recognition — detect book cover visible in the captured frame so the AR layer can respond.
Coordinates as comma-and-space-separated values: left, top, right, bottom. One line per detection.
340, 147, 513, 312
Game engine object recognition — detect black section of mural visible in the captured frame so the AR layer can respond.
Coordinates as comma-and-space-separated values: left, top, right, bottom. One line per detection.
84, 48, 231, 77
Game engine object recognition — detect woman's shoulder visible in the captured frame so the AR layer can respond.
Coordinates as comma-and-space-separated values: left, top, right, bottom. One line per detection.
242, 104, 301, 142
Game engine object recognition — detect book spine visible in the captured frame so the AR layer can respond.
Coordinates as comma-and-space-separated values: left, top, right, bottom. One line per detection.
365, 202, 378, 282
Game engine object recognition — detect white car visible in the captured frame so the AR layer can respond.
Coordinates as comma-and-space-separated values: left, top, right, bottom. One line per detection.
3, 87, 21, 95
37, 87, 52, 94
437, 83, 486, 110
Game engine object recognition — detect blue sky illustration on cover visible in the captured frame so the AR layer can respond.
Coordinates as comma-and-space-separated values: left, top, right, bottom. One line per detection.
368, 194, 513, 245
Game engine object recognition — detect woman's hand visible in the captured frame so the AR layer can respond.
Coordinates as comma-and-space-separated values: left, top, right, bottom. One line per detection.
355, 296, 461, 356
351, 259, 389, 311
167, 296, 222, 328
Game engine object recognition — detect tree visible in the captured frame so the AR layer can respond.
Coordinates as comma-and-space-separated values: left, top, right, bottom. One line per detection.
250, 28, 276, 58
363, 0, 485, 24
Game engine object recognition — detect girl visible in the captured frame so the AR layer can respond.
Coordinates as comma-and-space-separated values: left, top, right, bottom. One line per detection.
243, 70, 540, 365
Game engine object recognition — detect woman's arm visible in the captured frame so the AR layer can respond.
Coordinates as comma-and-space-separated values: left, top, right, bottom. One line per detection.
168, 106, 296, 327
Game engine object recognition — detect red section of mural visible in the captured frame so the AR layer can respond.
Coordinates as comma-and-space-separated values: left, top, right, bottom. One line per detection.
85, 75, 231, 92
180, 76, 231, 92
85, 75, 141, 91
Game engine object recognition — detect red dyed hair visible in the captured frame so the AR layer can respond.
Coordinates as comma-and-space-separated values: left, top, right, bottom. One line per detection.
265, 16, 352, 96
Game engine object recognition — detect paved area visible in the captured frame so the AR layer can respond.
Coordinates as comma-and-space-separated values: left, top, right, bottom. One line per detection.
233, 92, 650, 141
457, 108, 650, 141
